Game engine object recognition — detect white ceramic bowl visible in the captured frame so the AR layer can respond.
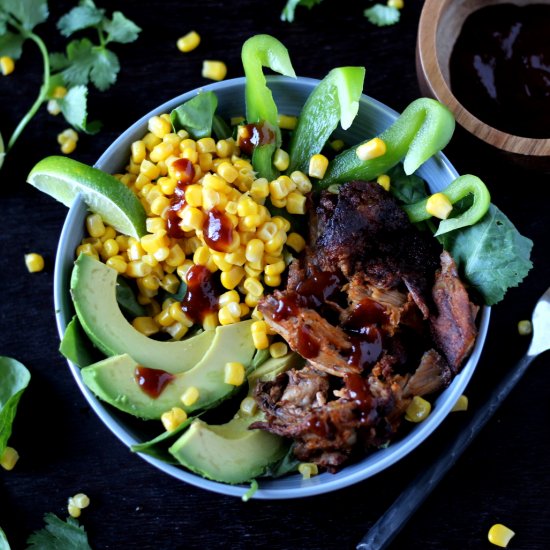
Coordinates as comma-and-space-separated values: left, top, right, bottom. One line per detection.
54, 76, 490, 499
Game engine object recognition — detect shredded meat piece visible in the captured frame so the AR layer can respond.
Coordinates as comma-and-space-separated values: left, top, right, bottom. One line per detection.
252, 181, 479, 472
430, 251, 479, 371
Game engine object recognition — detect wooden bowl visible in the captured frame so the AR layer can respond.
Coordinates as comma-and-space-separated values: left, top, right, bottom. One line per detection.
416, 0, 550, 166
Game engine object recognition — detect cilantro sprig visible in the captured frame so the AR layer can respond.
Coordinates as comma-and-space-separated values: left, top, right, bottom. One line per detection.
27, 513, 93, 550
0, 0, 140, 162
281, 0, 401, 26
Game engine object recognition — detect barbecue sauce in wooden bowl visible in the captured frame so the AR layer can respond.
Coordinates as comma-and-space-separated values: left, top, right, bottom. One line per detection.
450, 3, 550, 139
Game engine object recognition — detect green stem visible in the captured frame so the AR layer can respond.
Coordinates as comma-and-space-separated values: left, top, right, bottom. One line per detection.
7, 29, 50, 152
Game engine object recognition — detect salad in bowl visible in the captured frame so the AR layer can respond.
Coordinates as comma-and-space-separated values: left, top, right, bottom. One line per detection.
29, 35, 532, 498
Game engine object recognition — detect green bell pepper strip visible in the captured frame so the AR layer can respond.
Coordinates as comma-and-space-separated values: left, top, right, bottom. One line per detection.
319, 98, 455, 188
241, 34, 296, 179
287, 66, 365, 174
403, 175, 491, 236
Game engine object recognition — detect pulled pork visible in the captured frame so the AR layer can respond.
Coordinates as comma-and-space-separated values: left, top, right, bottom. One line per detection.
251, 181, 478, 471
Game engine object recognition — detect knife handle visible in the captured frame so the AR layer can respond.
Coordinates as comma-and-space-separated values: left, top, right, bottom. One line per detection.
356, 352, 534, 550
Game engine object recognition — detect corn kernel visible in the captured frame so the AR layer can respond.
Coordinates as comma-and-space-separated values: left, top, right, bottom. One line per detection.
273, 148, 290, 171
132, 316, 159, 335
196, 137, 216, 154
217, 161, 239, 183
127, 260, 153, 278
388, 0, 404, 8
150, 141, 174, 163
377, 174, 391, 191
148, 115, 172, 138
177, 31, 201, 52
224, 362, 245, 386
405, 396, 432, 422
265, 230, 287, 254
269, 342, 288, 358
251, 321, 269, 349
218, 305, 238, 325
286, 232, 306, 253
141, 231, 169, 254
68, 504, 81, 518
240, 396, 258, 416
243, 277, 264, 297
298, 462, 318, 479
72, 493, 90, 509
290, 171, 312, 194
269, 177, 290, 200
0, 447, 19, 470
60, 138, 77, 154
451, 395, 469, 412
264, 260, 286, 277
225, 248, 246, 266
181, 386, 200, 407
220, 266, 245, 290
131, 140, 146, 164
271, 216, 291, 232
202, 60, 227, 81
165, 321, 189, 340
106, 255, 127, 273
219, 290, 240, 307
140, 159, 161, 180
0, 56, 15, 76
202, 312, 219, 330
286, 191, 307, 215
426, 193, 453, 219
518, 319, 532, 335
488, 524, 515, 548
356, 137, 387, 161
47, 99, 61, 115
308, 154, 329, 179
193, 245, 211, 266
216, 139, 233, 158
101, 238, 120, 259
277, 114, 298, 130
57, 128, 79, 145
24, 252, 45, 273
142, 132, 162, 151
161, 407, 188, 431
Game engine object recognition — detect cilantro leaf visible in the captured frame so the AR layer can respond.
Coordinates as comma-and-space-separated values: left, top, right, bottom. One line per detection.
0, 0, 48, 31
0, 32, 25, 60
440, 205, 533, 305
103, 12, 141, 44
27, 514, 92, 550
364, 4, 400, 26
57, 38, 96, 86
89, 48, 119, 90
281, 0, 324, 22
0, 525, 10, 550
57, 0, 106, 37
0, 11, 8, 35
49, 52, 70, 72
59, 85, 102, 134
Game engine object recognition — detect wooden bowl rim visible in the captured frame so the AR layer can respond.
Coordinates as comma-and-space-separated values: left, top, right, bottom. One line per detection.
417, 0, 550, 157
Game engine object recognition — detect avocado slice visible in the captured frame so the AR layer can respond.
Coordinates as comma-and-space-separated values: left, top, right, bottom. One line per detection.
81, 320, 255, 419
70, 253, 214, 373
168, 353, 303, 484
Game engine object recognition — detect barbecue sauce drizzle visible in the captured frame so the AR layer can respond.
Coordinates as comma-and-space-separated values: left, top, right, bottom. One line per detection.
272, 268, 386, 369
134, 366, 175, 398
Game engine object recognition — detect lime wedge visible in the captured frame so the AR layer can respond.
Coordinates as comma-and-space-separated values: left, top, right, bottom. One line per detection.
27, 156, 147, 238
0, 131, 5, 170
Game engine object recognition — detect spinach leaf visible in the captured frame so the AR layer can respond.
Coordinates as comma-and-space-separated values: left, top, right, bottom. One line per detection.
387, 164, 428, 205
440, 204, 533, 305
116, 276, 146, 318
212, 114, 232, 140
59, 316, 100, 368
131, 416, 195, 463
170, 92, 218, 140
0, 356, 30, 455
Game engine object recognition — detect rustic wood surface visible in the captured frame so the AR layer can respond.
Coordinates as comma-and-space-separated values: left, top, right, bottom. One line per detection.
1, 1, 549, 549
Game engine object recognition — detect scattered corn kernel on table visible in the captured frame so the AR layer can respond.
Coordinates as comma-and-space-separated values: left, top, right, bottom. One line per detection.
1, 1, 550, 548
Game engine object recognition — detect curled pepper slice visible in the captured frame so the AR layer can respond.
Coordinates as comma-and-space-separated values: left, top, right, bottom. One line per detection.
403, 175, 491, 236
241, 34, 296, 179
287, 66, 365, 174
320, 98, 455, 187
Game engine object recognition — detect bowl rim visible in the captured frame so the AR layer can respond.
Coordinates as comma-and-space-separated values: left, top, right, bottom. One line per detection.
54, 75, 490, 499
417, 0, 550, 157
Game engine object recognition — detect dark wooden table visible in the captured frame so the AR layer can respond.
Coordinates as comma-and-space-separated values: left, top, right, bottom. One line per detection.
1, 1, 549, 548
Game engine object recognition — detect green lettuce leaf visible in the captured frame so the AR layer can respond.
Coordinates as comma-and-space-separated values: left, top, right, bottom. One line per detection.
387, 164, 428, 205
0, 356, 30, 455
440, 204, 533, 305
